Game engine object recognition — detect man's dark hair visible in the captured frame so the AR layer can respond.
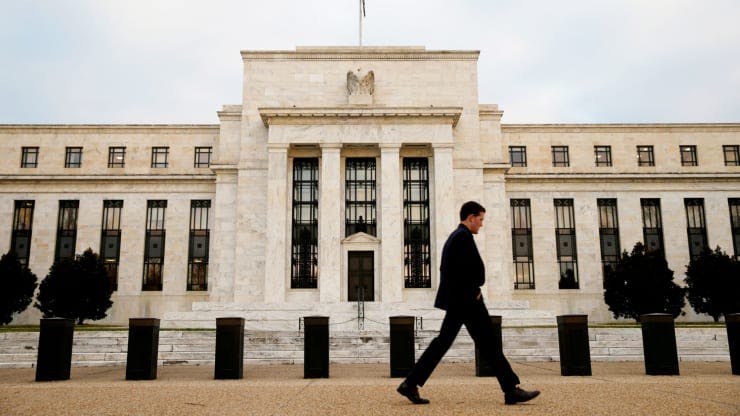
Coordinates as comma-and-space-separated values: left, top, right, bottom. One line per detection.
460, 201, 486, 221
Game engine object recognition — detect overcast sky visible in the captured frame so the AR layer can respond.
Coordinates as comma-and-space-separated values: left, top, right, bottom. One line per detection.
1, 0, 739, 124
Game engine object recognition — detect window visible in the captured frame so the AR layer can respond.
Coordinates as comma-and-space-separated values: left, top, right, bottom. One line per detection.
680, 145, 697, 166
11, 201, 35, 266
597, 199, 620, 286
143, 200, 167, 291
728, 199, 740, 260
345, 158, 377, 236
684, 199, 708, 260
594, 146, 612, 167
55, 200, 79, 261
403, 158, 431, 288
291, 158, 318, 289
509, 146, 527, 167
21, 147, 39, 168
555, 199, 579, 289
151, 147, 169, 168
194, 147, 212, 168
641, 199, 664, 256
100, 200, 123, 291
724, 145, 740, 166
108, 147, 126, 168
188, 200, 210, 291
552, 146, 569, 167
65, 147, 82, 168
637, 146, 654, 166
511, 199, 535, 289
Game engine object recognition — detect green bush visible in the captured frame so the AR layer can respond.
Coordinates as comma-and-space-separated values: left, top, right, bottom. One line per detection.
0, 251, 38, 325
685, 246, 740, 322
34, 248, 113, 325
604, 242, 686, 321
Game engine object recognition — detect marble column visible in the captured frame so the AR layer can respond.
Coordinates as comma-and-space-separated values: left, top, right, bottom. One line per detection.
380, 144, 403, 303
209, 167, 238, 302
264, 144, 289, 303
319, 144, 342, 303
432, 144, 456, 289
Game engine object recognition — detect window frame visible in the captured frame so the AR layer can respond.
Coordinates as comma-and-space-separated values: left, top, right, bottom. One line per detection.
637, 145, 655, 167
509, 146, 527, 167
594, 146, 612, 167
680, 145, 698, 167
108, 147, 126, 168
551, 146, 570, 167
151, 147, 170, 168
724, 145, 740, 166
64, 147, 83, 168
21, 147, 39, 168
194, 147, 212, 168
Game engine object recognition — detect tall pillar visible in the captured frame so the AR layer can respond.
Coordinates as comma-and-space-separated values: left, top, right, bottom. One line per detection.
265, 144, 289, 303
380, 144, 403, 303
432, 144, 456, 286
210, 167, 238, 302
319, 144, 342, 303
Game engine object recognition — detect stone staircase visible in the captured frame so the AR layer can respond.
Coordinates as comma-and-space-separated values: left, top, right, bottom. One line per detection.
0, 327, 729, 369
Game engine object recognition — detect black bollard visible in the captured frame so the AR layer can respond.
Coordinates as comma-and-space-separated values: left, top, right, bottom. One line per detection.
389, 316, 415, 378
556, 315, 592, 376
726, 313, 740, 375
640, 313, 679, 375
475, 315, 503, 377
35, 318, 75, 382
304, 316, 329, 378
126, 318, 160, 380
215, 317, 245, 379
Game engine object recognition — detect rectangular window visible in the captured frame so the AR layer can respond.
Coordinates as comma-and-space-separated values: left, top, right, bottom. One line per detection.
11, 201, 35, 266
108, 147, 126, 168
194, 147, 212, 168
637, 146, 655, 166
291, 158, 319, 289
552, 146, 569, 167
21, 147, 39, 168
597, 199, 620, 286
403, 158, 431, 288
555, 199, 579, 289
151, 147, 169, 168
64, 147, 82, 168
724, 145, 740, 166
143, 200, 167, 291
55, 200, 79, 261
345, 158, 377, 236
730, 198, 740, 260
100, 200, 123, 291
684, 198, 708, 259
680, 145, 697, 166
188, 200, 210, 291
511, 199, 535, 289
641, 198, 664, 256
594, 146, 612, 167
509, 146, 527, 167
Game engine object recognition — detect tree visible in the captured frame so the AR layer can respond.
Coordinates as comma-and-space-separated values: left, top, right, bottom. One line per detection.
603, 242, 686, 321
0, 251, 38, 325
35, 248, 114, 325
685, 246, 740, 322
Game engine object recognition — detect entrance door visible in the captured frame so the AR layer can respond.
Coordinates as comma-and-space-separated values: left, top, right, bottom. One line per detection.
348, 251, 374, 301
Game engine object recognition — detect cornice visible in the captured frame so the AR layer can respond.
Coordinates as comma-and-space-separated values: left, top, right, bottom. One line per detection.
242, 47, 479, 61
258, 106, 462, 127
0, 125, 219, 134
502, 123, 740, 133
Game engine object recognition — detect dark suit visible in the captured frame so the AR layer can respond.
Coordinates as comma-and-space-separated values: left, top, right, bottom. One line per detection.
404, 224, 520, 392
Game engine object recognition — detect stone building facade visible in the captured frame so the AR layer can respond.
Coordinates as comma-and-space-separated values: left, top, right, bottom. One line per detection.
1, 47, 739, 328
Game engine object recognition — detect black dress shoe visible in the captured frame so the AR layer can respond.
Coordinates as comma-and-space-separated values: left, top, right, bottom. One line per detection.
397, 381, 430, 404
504, 387, 540, 405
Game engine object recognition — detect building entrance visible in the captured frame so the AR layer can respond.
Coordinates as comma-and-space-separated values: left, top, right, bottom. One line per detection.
348, 251, 374, 301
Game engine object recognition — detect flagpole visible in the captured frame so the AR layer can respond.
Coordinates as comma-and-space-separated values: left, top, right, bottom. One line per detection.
359, 0, 363, 46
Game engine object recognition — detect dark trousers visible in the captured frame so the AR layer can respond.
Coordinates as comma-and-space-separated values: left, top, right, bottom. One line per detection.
404, 298, 520, 393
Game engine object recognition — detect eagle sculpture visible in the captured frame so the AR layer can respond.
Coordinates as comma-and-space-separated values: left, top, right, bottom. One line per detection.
347, 70, 374, 95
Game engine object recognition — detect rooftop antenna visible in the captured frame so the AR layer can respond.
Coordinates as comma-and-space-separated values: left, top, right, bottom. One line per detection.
359, 0, 366, 46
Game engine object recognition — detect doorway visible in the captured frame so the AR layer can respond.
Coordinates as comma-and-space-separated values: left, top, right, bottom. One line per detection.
348, 251, 374, 301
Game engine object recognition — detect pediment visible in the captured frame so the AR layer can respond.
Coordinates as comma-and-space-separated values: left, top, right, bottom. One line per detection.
341, 232, 381, 244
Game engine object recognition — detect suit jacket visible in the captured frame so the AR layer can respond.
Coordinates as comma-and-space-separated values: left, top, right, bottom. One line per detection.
434, 224, 485, 311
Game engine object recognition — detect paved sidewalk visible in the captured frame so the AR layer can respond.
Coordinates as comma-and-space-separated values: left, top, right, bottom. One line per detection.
0, 362, 737, 415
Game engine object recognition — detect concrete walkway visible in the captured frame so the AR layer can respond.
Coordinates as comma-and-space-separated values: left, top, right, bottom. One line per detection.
0, 362, 737, 415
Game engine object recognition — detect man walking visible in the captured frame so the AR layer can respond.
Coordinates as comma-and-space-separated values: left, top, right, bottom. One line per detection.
397, 201, 540, 405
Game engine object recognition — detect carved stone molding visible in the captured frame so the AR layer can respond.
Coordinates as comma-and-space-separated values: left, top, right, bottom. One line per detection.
258, 106, 462, 127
